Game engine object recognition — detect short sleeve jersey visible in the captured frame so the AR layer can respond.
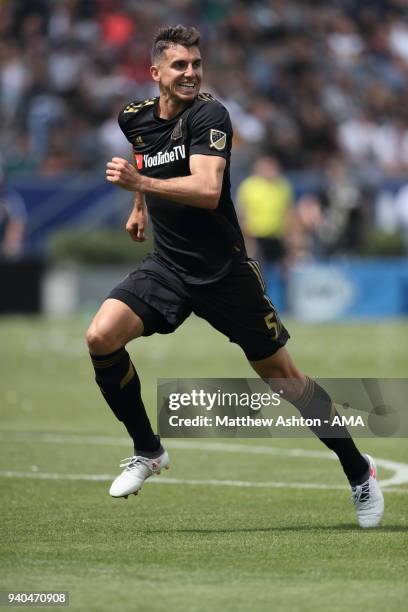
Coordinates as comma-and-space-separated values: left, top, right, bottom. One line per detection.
118, 93, 246, 284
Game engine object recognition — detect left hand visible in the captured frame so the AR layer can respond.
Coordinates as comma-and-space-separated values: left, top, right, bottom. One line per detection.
126, 206, 148, 242
106, 157, 143, 191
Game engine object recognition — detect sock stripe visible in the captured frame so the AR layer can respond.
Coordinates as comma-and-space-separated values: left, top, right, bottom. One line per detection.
90, 348, 159, 452
91, 349, 126, 369
295, 377, 314, 411
287, 377, 368, 484
92, 358, 121, 369
120, 361, 135, 389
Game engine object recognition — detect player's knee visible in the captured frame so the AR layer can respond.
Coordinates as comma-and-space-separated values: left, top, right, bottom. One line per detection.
86, 322, 120, 354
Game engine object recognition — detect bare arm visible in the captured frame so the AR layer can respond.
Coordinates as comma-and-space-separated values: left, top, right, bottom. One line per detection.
106, 154, 225, 210
126, 191, 148, 242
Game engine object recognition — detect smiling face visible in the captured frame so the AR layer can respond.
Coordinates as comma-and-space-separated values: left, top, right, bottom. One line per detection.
150, 44, 202, 112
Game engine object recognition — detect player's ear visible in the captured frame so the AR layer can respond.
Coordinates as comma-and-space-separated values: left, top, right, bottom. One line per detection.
150, 65, 160, 82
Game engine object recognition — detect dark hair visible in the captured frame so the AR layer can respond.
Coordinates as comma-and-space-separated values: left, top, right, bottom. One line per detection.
151, 25, 200, 63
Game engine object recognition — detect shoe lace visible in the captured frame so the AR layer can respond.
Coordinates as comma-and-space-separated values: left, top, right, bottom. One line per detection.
351, 480, 370, 504
119, 456, 151, 472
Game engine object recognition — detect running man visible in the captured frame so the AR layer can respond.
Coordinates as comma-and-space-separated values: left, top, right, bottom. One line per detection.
86, 25, 383, 528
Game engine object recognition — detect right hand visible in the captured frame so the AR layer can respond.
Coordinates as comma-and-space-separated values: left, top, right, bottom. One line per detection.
126, 207, 148, 242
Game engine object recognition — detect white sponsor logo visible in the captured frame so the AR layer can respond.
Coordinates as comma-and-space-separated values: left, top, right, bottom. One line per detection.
143, 145, 186, 168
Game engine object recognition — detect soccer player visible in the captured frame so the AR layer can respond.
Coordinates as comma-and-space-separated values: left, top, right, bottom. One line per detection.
86, 25, 383, 527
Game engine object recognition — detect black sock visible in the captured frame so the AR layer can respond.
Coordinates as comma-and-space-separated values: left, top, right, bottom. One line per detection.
90, 347, 160, 454
292, 378, 369, 485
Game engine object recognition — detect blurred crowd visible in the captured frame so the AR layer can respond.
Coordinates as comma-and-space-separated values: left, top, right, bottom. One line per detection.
1, 0, 408, 178
1, 0, 408, 262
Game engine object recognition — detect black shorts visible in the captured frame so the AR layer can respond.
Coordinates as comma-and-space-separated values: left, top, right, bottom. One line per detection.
108, 253, 290, 361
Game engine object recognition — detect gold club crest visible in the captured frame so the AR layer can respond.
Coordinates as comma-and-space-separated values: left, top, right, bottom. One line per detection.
209, 129, 226, 151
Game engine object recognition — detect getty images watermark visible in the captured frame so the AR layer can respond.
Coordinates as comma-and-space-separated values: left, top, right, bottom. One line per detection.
157, 379, 407, 438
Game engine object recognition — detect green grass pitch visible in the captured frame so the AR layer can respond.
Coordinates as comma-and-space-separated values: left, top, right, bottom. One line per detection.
0, 315, 407, 611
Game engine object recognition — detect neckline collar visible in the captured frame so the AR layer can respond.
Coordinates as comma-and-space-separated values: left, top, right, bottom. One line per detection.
153, 97, 195, 122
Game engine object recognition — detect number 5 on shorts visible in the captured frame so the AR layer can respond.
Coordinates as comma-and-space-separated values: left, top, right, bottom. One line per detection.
264, 312, 278, 339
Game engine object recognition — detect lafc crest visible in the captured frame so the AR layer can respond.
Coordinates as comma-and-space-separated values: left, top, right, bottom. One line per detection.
209, 129, 226, 151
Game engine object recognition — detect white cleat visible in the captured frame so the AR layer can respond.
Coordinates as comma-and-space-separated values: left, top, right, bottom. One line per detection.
109, 449, 170, 498
351, 454, 384, 528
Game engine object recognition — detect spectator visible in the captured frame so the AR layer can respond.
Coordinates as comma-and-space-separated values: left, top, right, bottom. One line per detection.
317, 157, 366, 256
236, 156, 294, 266
0, 171, 27, 260
0, 0, 407, 181
394, 183, 408, 252
296, 159, 366, 259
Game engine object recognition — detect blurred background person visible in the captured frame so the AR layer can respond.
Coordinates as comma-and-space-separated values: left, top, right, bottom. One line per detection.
236, 155, 294, 267
315, 157, 366, 258
394, 182, 408, 253
0, 170, 27, 260
293, 158, 366, 261
0, 0, 405, 317
290, 193, 323, 262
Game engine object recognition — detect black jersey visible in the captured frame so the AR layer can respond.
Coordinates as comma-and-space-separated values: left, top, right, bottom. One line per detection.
118, 93, 246, 284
